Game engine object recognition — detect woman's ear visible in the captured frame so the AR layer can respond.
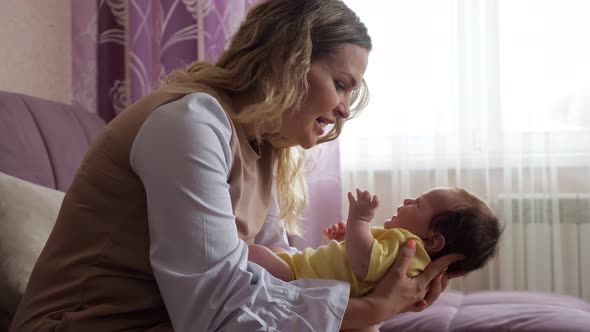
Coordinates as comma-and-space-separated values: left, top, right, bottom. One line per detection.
422, 233, 445, 253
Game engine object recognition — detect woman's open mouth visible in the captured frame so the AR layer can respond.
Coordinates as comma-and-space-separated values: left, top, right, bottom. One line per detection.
315, 117, 333, 135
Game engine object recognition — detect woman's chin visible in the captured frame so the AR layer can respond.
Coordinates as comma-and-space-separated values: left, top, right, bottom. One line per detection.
299, 137, 318, 149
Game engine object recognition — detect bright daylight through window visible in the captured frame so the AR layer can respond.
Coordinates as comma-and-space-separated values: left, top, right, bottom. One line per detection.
340, 0, 590, 169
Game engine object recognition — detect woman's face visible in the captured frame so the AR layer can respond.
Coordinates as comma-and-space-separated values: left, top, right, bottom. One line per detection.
279, 43, 369, 149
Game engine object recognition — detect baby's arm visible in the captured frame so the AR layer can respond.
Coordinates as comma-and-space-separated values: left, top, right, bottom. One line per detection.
345, 189, 380, 280
248, 244, 294, 282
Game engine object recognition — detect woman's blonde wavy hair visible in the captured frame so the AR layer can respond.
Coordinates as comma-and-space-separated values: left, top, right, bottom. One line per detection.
164, 0, 372, 235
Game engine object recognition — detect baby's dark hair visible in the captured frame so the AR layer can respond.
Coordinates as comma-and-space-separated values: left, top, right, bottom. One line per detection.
428, 188, 503, 275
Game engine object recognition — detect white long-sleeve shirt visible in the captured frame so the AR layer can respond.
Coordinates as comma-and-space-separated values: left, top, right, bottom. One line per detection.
130, 93, 350, 331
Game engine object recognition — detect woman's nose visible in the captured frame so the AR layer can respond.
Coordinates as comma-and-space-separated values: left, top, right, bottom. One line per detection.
403, 198, 413, 205
335, 102, 350, 119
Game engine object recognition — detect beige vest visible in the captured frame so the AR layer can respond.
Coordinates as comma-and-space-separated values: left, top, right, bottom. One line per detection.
10, 84, 274, 332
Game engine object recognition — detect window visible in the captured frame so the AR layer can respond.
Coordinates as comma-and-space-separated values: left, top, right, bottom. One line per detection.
341, 0, 590, 170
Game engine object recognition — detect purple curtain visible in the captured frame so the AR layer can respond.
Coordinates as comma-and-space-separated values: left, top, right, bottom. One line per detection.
72, 0, 256, 121
71, 0, 342, 249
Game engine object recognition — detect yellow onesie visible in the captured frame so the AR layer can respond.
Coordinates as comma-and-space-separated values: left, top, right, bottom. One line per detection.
276, 227, 431, 297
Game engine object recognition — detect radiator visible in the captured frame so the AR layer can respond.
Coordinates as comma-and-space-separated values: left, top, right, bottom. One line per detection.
494, 193, 590, 224
468, 193, 590, 301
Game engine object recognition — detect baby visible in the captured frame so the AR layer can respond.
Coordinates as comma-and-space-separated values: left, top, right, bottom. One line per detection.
248, 187, 502, 298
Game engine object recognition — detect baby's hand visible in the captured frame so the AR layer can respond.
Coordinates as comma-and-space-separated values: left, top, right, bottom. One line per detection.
323, 221, 347, 241
347, 189, 380, 223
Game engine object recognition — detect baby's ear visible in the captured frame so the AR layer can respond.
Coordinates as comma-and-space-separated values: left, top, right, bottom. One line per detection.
423, 233, 445, 253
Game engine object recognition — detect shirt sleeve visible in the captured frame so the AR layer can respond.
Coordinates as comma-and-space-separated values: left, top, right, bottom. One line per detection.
130, 93, 349, 332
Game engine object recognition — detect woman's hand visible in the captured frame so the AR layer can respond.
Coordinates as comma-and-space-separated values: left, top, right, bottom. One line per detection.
368, 239, 463, 319
341, 240, 464, 329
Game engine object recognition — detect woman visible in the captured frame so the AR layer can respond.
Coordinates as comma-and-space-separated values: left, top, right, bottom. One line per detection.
11, 0, 462, 331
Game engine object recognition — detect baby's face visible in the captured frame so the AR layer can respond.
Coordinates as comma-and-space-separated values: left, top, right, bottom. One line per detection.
384, 188, 465, 238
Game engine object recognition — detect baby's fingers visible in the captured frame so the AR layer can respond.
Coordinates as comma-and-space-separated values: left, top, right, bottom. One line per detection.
371, 194, 380, 208
355, 189, 364, 200
348, 191, 357, 204
363, 190, 371, 200
355, 188, 374, 202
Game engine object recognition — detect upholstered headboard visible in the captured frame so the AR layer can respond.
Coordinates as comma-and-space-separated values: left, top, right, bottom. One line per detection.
0, 91, 105, 191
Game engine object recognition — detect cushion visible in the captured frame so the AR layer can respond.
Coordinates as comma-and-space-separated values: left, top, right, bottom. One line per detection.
0, 171, 63, 323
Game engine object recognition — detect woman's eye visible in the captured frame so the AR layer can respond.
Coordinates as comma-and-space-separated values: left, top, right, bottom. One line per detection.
335, 81, 345, 91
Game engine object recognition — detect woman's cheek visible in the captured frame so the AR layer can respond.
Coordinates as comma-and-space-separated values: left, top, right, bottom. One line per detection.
324, 93, 340, 114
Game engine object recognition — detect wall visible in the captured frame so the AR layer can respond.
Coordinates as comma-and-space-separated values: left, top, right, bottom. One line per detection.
0, 0, 72, 103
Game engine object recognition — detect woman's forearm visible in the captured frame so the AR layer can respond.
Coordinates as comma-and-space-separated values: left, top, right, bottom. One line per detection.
247, 244, 294, 281
340, 296, 384, 330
